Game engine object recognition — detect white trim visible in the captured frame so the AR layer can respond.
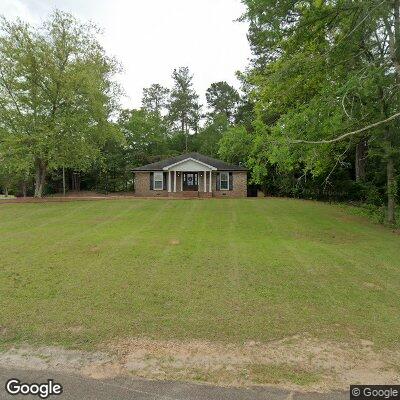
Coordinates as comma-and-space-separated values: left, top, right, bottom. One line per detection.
204, 170, 207, 192
174, 171, 177, 192
209, 171, 212, 192
220, 171, 229, 190
163, 157, 217, 171
154, 172, 164, 191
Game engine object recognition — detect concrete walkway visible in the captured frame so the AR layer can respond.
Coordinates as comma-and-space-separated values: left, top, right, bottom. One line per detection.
0, 367, 347, 400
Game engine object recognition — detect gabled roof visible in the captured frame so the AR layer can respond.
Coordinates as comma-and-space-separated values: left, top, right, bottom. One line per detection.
133, 152, 247, 171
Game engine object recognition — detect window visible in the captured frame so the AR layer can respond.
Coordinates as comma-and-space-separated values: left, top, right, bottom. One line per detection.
153, 172, 163, 190
220, 172, 229, 190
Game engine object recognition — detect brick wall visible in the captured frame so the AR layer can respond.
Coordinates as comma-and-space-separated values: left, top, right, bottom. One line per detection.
213, 171, 247, 198
134, 171, 247, 198
134, 172, 168, 197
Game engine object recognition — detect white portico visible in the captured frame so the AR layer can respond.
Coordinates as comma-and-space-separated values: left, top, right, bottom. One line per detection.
163, 157, 216, 193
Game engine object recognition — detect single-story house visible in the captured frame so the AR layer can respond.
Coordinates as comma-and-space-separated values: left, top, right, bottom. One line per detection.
133, 152, 247, 198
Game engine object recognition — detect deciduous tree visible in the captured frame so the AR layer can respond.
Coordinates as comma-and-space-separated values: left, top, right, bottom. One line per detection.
0, 11, 120, 197
241, 0, 400, 224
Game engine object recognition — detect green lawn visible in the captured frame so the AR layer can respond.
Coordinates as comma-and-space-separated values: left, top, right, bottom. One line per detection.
0, 198, 399, 350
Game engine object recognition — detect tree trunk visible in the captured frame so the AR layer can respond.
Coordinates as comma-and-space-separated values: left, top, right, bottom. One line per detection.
21, 182, 27, 197
387, 157, 397, 225
62, 166, 66, 196
34, 160, 47, 198
181, 116, 188, 152
4, 187, 8, 197
382, 1, 399, 224
355, 137, 367, 181
181, 117, 185, 134
71, 172, 80, 192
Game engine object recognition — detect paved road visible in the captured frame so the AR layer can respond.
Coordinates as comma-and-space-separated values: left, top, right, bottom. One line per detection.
0, 368, 347, 400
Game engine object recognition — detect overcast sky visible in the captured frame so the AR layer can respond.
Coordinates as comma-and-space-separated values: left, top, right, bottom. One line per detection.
0, 0, 251, 109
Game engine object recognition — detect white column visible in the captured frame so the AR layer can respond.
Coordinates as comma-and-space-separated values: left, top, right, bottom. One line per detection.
174, 171, 177, 192
168, 171, 171, 192
209, 171, 212, 193
204, 171, 207, 192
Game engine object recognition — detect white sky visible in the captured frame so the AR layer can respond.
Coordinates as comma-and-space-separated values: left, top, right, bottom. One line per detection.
0, 0, 251, 109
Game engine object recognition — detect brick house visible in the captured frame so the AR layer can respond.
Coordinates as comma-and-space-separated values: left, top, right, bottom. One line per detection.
133, 153, 247, 198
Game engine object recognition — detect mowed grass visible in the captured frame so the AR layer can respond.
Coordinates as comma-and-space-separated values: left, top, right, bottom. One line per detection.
0, 198, 399, 350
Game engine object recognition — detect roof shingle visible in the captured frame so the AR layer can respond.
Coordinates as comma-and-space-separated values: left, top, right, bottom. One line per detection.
133, 152, 247, 171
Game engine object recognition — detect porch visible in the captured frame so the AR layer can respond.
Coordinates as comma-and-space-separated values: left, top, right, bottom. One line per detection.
166, 170, 214, 195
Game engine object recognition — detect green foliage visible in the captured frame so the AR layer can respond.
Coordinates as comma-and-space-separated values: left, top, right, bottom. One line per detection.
205, 81, 240, 121
343, 202, 400, 229
0, 129, 33, 195
83, 108, 172, 193
168, 67, 201, 133
142, 83, 169, 114
194, 113, 229, 157
119, 108, 170, 165
239, 0, 400, 221
218, 125, 252, 166
0, 11, 121, 196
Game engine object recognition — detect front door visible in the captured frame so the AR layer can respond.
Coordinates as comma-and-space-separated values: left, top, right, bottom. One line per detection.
183, 172, 198, 191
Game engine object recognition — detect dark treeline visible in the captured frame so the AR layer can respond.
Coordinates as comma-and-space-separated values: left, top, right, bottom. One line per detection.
35, 67, 245, 196
0, 3, 399, 225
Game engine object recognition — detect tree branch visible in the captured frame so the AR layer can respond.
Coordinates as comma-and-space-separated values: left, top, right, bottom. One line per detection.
0, 68, 23, 117
323, 142, 351, 191
291, 111, 400, 144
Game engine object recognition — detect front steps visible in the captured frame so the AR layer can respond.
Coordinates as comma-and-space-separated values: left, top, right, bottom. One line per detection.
168, 191, 213, 198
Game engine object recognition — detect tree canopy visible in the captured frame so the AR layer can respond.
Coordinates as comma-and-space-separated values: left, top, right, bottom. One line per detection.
0, 4, 398, 226
142, 83, 169, 115
239, 0, 400, 224
206, 81, 240, 122
167, 67, 201, 151
0, 11, 121, 197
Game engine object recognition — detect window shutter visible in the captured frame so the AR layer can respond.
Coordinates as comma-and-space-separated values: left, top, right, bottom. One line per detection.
150, 172, 154, 190
216, 173, 220, 191
229, 172, 233, 191
163, 172, 167, 190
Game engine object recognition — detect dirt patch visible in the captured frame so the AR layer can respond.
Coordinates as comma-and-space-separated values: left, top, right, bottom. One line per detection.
89, 246, 101, 254
363, 282, 383, 291
106, 336, 400, 390
0, 346, 112, 374
0, 193, 136, 204
1, 336, 399, 391
81, 362, 123, 379
68, 326, 85, 334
